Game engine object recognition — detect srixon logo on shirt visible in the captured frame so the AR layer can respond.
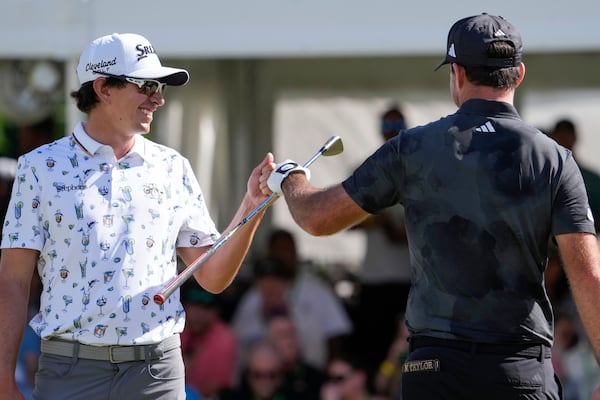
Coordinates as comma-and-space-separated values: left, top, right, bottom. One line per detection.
135, 44, 156, 61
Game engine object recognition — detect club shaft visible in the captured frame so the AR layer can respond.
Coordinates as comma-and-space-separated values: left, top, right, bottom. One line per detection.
153, 136, 340, 304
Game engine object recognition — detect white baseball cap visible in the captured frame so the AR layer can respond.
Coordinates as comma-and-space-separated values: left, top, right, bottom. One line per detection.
76, 33, 189, 86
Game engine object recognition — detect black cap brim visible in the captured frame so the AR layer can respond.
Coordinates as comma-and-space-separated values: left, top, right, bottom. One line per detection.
434, 58, 449, 71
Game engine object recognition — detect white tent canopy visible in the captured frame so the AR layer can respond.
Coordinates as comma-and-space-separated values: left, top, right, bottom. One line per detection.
1, 0, 599, 59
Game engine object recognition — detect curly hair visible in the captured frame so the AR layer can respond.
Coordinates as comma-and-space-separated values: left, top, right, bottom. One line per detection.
69, 77, 127, 114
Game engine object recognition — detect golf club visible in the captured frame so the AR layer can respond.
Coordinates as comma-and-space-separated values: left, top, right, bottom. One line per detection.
153, 135, 344, 304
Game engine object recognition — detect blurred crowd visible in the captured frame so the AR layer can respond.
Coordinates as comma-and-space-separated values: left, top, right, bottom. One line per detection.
2, 111, 600, 400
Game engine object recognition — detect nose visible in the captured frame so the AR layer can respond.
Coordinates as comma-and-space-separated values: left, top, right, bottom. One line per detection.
149, 90, 165, 106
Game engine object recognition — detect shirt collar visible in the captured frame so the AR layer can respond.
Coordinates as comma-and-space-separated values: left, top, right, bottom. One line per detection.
72, 121, 148, 160
457, 99, 521, 119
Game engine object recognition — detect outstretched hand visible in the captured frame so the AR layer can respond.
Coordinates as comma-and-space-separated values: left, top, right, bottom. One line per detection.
248, 152, 275, 205
257, 152, 276, 197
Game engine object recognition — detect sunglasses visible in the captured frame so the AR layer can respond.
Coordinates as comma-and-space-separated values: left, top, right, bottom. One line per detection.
328, 371, 353, 383
248, 369, 281, 381
382, 119, 406, 133
93, 71, 167, 96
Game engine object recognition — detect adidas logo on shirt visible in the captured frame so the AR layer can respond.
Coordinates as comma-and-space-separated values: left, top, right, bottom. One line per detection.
474, 121, 496, 133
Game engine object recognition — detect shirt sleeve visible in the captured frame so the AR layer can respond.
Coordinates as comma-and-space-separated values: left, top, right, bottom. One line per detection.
342, 137, 404, 214
552, 153, 597, 236
176, 158, 220, 248
1, 154, 44, 250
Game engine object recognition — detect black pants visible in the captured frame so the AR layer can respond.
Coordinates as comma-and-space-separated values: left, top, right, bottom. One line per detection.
401, 337, 562, 400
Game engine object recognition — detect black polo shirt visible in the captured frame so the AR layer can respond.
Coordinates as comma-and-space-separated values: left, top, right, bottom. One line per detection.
343, 99, 595, 346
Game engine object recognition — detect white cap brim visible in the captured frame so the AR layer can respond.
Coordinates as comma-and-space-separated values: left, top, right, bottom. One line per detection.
129, 66, 189, 86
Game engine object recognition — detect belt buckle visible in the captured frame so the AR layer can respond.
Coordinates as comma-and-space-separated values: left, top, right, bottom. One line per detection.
108, 345, 122, 363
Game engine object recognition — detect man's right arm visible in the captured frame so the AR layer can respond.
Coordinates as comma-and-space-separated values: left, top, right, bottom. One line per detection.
280, 174, 369, 236
0, 247, 39, 399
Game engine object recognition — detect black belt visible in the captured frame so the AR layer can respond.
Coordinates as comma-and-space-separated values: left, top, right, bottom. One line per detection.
41, 335, 180, 363
409, 336, 551, 359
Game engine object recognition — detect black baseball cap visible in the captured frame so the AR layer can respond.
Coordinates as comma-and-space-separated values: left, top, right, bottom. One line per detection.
434, 13, 522, 71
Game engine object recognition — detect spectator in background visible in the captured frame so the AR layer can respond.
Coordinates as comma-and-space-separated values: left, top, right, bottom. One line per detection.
351, 105, 412, 385
266, 228, 353, 365
552, 313, 600, 400
232, 230, 352, 371
266, 311, 326, 399
373, 314, 410, 399
231, 257, 293, 376
220, 339, 298, 400
550, 118, 600, 232
320, 353, 380, 400
181, 282, 237, 398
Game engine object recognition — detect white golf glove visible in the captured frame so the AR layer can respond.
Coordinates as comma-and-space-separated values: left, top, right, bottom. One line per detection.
267, 159, 311, 194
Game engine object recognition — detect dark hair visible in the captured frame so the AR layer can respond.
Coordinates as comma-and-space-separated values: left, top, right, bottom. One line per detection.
329, 351, 365, 372
381, 105, 405, 122
268, 228, 295, 248
463, 41, 521, 89
69, 77, 127, 114
553, 118, 576, 133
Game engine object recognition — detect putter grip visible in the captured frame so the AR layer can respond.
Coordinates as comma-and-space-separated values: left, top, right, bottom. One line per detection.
153, 293, 166, 305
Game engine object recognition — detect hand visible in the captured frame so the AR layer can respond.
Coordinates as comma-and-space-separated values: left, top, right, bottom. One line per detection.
0, 381, 26, 400
248, 153, 276, 207
259, 153, 276, 196
266, 159, 311, 194
592, 385, 600, 400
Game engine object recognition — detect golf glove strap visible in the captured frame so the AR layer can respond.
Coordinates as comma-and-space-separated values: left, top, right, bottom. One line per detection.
267, 159, 311, 194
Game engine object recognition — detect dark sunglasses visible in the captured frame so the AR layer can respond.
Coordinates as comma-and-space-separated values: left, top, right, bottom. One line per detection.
382, 119, 406, 133
248, 370, 281, 381
93, 71, 167, 96
328, 371, 353, 383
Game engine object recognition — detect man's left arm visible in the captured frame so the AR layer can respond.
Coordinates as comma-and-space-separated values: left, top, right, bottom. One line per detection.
178, 153, 274, 293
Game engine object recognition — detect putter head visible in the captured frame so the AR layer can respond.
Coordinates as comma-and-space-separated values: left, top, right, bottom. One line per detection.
322, 135, 344, 156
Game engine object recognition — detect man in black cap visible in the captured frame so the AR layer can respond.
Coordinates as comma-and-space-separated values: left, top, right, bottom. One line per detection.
261, 13, 600, 399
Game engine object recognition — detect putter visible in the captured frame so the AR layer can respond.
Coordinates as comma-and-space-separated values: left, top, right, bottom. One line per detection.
153, 135, 344, 304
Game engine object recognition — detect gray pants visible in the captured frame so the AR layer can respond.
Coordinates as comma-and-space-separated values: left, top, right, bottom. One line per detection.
33, 347, 186, 400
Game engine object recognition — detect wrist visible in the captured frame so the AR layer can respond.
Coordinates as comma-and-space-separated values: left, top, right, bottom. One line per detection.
267, 160, 310, 194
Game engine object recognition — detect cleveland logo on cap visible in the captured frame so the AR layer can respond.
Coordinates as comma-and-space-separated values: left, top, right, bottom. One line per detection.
85, 58, 117, 72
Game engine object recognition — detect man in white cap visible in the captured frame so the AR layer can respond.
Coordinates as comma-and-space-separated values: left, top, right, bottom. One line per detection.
0, 33, 273, 400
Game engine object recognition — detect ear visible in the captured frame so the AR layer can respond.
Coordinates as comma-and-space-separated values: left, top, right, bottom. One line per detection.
92, 78, 112, 105
452, 63, 467, 89
515, 62, 526, 88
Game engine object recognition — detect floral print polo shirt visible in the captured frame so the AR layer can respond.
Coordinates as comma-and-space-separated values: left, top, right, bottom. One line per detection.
1, 122, 219, 345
